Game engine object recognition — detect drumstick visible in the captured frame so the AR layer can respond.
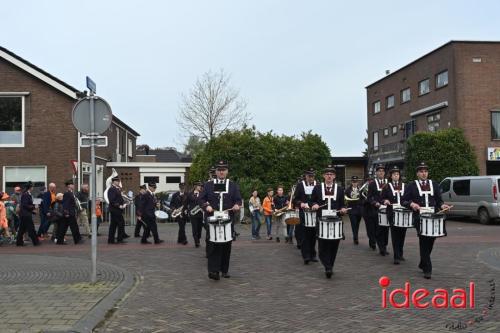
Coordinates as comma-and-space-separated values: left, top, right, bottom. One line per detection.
435, 205, 453, 215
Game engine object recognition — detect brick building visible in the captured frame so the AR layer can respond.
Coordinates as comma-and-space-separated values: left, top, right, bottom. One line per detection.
0, 46, 139, 197
366, 41, 500, 176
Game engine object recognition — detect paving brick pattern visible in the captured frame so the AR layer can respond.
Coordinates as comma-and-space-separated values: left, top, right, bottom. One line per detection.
2, 218, 500, 332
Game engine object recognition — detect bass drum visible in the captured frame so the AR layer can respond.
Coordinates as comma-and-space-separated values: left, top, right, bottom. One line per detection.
284, 209, 300, 225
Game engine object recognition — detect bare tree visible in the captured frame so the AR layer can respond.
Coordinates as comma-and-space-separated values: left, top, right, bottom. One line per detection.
177, 69, 250, 141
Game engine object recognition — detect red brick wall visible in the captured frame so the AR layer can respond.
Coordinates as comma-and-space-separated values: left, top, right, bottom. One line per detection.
0, 58, 78, 191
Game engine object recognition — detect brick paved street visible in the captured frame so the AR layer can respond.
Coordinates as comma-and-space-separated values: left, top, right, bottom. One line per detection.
1, 218, 500, 332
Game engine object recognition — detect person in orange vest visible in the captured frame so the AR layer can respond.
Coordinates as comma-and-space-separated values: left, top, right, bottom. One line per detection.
262, 188, 275, 240
0, 192, 12, 238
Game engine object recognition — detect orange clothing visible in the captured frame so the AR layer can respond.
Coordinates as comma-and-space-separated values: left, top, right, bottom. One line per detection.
0, 201, 7, 230
96, 203, 102, 217
50, 191, 56, 204
262, 196, 274, 216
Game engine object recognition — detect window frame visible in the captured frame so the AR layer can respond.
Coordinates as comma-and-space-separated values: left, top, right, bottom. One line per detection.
383, 128, 389, 137
143, 176, 160, 184
386, 95, 395, 109
127, 138, 133, 158
166, 176, 182, 184
400, 88, 411, 104
373, 100, 381, 114
453, 179, 470, 196
373, 131, 379, 151
2, 165, 47, 195
391, 125, 398, 136
0, 95, 25, 147
491, 111, 500, 140
418, 78, 430, 96
435, 70, 449, 89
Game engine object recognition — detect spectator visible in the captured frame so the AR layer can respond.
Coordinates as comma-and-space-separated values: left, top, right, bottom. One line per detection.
0, 192, 11, 238
10, 186, 22, 232
38, 183, 56, 239
51, 193, 64, 243
76, 184, 91, 237
249, 190, 262, 240
262, 188, 274, 240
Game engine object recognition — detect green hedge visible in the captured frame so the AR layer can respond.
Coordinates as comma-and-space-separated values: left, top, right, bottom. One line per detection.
405, 128, 479, 182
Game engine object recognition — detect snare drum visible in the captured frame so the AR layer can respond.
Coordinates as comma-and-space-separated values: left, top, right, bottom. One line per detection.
284, 210, 300, 225
208, 221, 232, 243
318, 217, 343, 240
304, 210, 317, 227
419, 213, 446, 237
393, 207, 414, 228
378, 206, 390, 227
154, 210, 169, 221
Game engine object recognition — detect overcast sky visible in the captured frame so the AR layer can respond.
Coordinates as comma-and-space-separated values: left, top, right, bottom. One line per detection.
2, 0, 499, 156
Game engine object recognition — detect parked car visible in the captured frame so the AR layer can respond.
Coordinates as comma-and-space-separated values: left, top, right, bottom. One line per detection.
439, 176, 500, 224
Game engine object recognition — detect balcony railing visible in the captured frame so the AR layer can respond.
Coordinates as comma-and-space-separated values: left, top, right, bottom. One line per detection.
370, 141, 406, 155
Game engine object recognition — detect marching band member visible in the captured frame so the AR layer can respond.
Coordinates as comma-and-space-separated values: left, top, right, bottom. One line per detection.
139, 181, 164, 244
402, 162, 450, 279
381, 166, 406, 265
344, 176, 363, 245
171, 183, 188, 245
134, 184, 147, 238
293, 168, 318, 264
57, 179, 83, 245
188, 181, 204, 248
311, 165, 347, 278
199, 160, 242, 280
16, 181, 40, 246
367, 164, 389, 255
273, 185, 289, 243
107, 176, 127, 244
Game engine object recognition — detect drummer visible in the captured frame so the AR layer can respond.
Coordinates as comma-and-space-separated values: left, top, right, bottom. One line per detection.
402, 162, 450, 279
381, 166, 407, 265
311, 165, 347, 278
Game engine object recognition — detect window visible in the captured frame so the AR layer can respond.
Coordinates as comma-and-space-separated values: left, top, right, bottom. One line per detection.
0, 96, 24, 147
436, 70, 448, 88
401, 88, 411, 103
119, 132, 125, 155
166, 176, 182, 183
127, 138, 133, 158
383, 128, 389, 137
491, 112, 500, 140
386, 95, 395, 109
373, 131, 379, 151
3, 166, 46, 197
392, 126, 398, 135
419, 79, 430, 95
440, 179, 451, 193
404, 120, 416, 138
144, 176, 159, 184
373, 100, 381, 114
453, 179, 470, 196
427, 112, 440, 132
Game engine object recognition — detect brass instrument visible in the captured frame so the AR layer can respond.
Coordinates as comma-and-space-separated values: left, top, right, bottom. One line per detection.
345, 186, 360, 202
273, 206, 288, 217
171, 205, 184, 218
190, 205, 202, 216
104, 168, 122, 205
360, 181, 369, 200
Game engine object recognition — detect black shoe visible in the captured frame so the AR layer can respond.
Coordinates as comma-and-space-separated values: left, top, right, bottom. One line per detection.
221, 272, 230, 278
297, 245, 302, 249
182, 241, 188, 245
370, 244, 376, 250
195, 243, 200, 248
354, 239, 359, 245
208, 272, 220, 280
400, 257, 406, 261
384, 250, 390, 255
310, 258, 319, 263
424, 272, 432, 279
108, 241, 115, 244
379, 251, 386, 256
155, 240, 165, 244
16, 243, 25, 247
123, 234, 130, 239
134, 234, 141, 238
393, 259, 400, 265
325, 270, 333, 279
56, 242, 67, 245
76, 239, 85, 245
276, 237, 280, 243
304, 259, 310, 265
141, 240, 152, 244
418, 263, 424, 271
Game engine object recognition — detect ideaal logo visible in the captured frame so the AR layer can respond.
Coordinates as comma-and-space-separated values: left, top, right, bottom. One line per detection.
378, 276, 496, 331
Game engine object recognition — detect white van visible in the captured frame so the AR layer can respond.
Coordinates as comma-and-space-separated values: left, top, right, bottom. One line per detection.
439, 176, 500, 224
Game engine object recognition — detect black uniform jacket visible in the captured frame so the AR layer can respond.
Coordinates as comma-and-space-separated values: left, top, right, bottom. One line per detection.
311, 183, 345, 219
198, 179, 242, 217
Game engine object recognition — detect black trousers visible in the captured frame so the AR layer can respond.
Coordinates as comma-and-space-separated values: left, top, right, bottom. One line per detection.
134, 217, 146, 237
376, 225, 390, 252
318, 239, 340, 271
142, 216, 160, 243
390, 226, 407, 260
207, 241, 232, 273
176, 217, 187, 243
419, 236, 436, 273
190, 215, 204, 245
363, 212, 377, 247
301, 226, 317, 260
348, 213, 362, 241
295, 223, 304, 246
108, 211, 125, 243
16, 215, 39, 246
57, 215, 81, 244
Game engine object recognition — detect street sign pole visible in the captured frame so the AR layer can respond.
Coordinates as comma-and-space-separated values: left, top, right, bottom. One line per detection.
90, 92, 98, 284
